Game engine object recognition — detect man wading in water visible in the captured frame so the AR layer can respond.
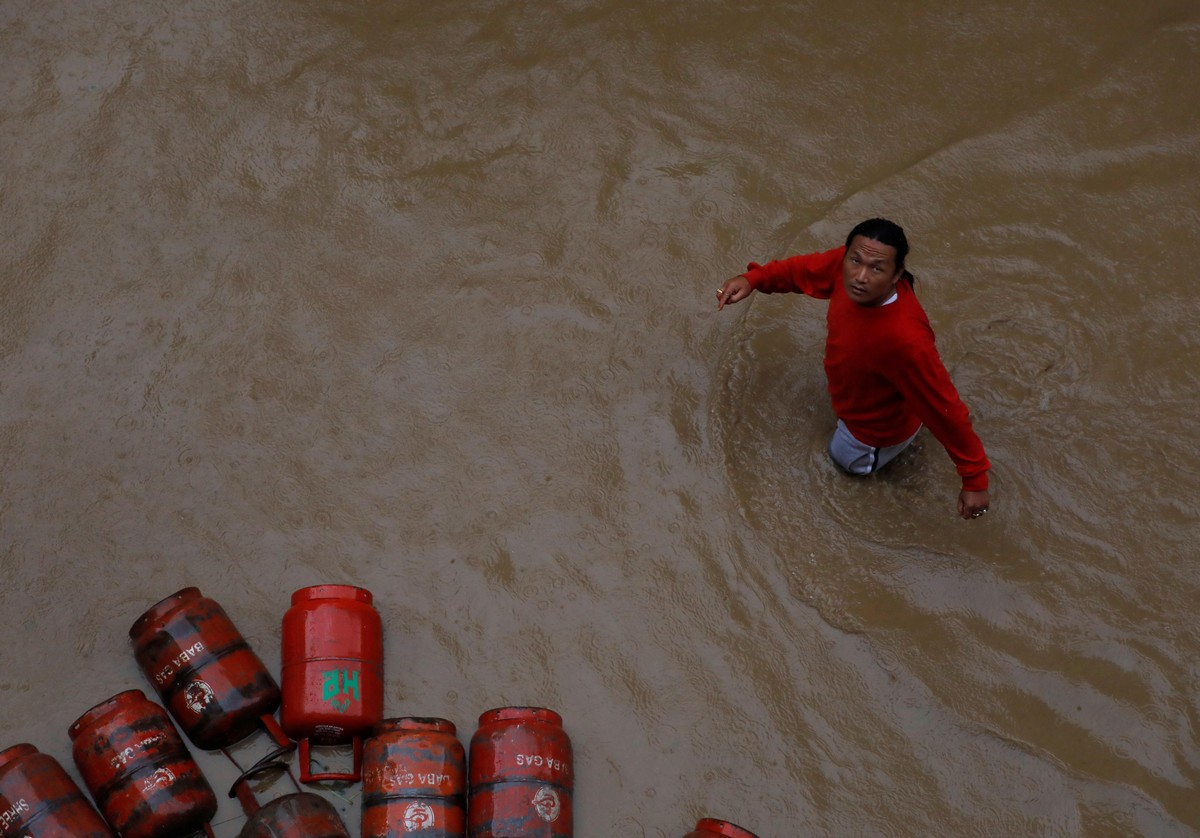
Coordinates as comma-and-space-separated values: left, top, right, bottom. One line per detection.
716, 218, 991, 520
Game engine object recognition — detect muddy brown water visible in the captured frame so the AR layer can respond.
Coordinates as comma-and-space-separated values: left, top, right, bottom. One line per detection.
3, 1, 1199, 835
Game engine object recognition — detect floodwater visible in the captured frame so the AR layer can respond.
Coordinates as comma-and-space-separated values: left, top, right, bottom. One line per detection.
2, 1, 1199, 835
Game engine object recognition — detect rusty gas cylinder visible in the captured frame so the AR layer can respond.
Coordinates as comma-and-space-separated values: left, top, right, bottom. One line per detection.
280, 585, 383, 782
238, 793, 351, 838
230, 747, 350, 838
683, 818, 760, 838
130, 587, 284, 750
362, 717, 466, 838
467, 707, 572, 838
68, 690, 218, 838
0, 743, 113, 837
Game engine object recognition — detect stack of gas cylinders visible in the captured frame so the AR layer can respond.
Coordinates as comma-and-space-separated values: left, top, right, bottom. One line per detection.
0, 584, 760, 837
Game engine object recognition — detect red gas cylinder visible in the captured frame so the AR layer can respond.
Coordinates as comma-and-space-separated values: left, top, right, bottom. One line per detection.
130, 587, 285, 750
0, 743, 113, 837
238, 793, 351, 837
362, 717, 466, 838
230, 742, 351, 837
683, 818, 760, 838
68, 690, 218, 838
467, 707, 572, 838
280, 585, 383, 782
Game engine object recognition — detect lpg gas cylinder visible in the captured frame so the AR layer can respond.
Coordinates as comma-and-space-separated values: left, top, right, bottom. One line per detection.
362, 717, 466, 838
683, 818, 760, 838
230, 741, 351, 837
68, 690, 218, 838
130, 587, 284, 750
238, 793, 351, 838
467, 707, 572, 838
0, 743, 112, 837
280, 585, 383, 782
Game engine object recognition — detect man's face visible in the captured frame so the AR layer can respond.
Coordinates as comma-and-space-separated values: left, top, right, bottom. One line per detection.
842, 235, 901, 306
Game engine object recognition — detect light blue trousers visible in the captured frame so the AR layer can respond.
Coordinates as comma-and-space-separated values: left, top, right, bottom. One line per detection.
827, 419, 920, 476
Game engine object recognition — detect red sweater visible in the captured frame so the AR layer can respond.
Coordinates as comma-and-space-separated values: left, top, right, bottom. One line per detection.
744, 246, 990, 492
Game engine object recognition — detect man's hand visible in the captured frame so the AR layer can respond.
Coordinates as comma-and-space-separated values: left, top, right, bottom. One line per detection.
716, 276, 753, 310
958, 490, 990, 520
